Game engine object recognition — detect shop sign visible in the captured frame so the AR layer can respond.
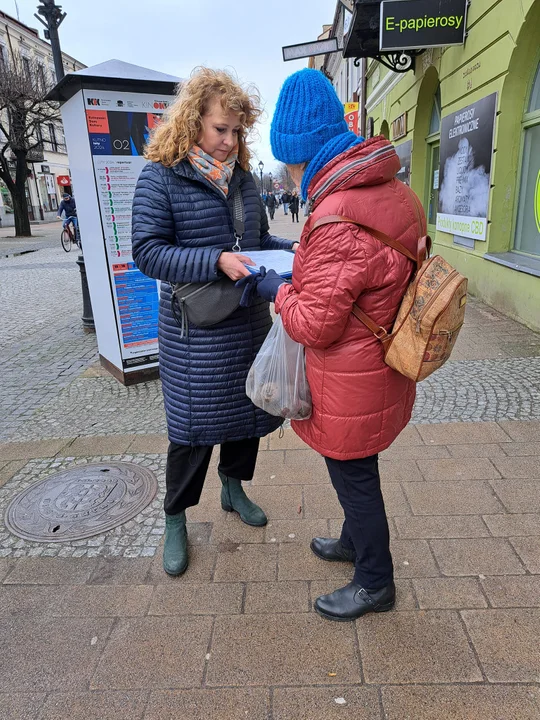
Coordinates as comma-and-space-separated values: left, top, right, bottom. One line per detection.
57, 175, 71, 186
436, 93, 497, 242
380, 0, 468, 52
392, 113, 407, 140
41, 164, 50, 173
344, 102, 359, 135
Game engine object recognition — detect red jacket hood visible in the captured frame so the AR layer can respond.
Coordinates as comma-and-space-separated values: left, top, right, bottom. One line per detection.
308, 136, 401, 210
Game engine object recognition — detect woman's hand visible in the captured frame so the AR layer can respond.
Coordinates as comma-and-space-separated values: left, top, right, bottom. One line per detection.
217, 252, 255, 281
291, 242, 300, 253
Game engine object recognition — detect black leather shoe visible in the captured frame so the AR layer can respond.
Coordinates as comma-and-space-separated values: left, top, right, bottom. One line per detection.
310, 537, 356, 563
315, 581, 395, 622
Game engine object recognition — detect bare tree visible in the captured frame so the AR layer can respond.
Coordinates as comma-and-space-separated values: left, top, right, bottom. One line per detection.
0, 56, 60, 236
273, 163, 296, 193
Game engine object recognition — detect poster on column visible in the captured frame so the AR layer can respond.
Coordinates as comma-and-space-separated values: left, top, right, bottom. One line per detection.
436, 93, 497, 241
84, 89, 173, 368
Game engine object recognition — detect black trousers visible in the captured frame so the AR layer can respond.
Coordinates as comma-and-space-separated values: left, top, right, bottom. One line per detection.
269, 208, 275, 220
325, 454, 393, 589
164, 438, 260, 515
291, 211, 299, 222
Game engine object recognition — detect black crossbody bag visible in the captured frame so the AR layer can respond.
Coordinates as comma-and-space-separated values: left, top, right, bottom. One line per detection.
170, 187, 245, 337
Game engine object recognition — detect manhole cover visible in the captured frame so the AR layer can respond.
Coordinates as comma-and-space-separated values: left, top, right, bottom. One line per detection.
5, 463, 158, 543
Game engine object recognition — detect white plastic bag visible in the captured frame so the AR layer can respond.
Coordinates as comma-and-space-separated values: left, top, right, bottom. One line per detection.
246, 316, 312, 420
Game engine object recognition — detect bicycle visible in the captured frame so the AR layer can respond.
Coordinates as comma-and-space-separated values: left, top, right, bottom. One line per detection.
60, 216, 80, 252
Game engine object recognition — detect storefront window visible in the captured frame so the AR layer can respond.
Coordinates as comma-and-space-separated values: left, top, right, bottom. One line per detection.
514, 64, 540, 256
426, 86, 441, 229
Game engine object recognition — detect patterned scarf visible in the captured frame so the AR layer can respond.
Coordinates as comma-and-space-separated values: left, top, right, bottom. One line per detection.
187, 144, 238, 196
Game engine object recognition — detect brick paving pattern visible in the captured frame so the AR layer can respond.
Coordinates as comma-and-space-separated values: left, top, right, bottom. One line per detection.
1, 213, 540, 717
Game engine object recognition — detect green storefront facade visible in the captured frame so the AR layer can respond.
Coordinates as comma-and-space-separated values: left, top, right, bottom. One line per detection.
366, 0, 540, 330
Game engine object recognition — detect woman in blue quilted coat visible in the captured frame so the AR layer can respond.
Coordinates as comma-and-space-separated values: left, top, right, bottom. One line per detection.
132, 68, 296, 576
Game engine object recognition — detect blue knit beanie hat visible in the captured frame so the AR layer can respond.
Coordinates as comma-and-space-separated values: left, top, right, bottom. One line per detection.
271, 69, 349, 165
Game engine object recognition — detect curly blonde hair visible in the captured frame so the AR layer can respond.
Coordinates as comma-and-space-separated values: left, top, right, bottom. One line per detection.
145, 67, 262, 171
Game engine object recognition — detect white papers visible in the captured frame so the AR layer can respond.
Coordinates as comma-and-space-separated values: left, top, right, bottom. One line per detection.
241, 250, 295, 278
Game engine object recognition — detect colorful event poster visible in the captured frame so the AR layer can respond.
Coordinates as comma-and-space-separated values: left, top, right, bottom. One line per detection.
436, 93, 497, 241
84, 90, 173, 367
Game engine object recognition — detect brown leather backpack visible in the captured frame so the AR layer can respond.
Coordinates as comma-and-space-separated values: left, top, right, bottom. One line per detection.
308, 215, 468, 382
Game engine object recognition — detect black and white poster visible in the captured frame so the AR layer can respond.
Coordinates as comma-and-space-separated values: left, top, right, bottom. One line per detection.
395, 139, 412, 186
437, 93, 497, 241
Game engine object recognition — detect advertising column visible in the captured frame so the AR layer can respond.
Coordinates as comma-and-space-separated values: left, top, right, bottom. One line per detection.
83, 90, 172, 370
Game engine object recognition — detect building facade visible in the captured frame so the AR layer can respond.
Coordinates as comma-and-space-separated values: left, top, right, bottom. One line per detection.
0, 11, 85, 226
313, 0, 540, 332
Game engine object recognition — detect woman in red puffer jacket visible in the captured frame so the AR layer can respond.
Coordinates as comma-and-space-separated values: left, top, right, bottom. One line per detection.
246, 69, 426, 622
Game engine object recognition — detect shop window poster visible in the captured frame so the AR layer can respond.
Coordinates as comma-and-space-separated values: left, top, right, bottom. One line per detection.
437, 93, 497, 241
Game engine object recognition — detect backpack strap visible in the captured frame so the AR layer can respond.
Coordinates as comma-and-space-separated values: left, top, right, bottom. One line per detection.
306, 214, 431, 345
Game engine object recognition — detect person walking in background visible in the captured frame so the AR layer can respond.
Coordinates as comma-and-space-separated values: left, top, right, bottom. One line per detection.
246, 68, 425, 622
131, 68, 295, 577
265, 191, 278, 220
289, 189, 300, 222
281, 190, 290, 215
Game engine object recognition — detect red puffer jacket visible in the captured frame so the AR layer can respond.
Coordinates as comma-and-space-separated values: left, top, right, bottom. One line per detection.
275, 137, 426, 460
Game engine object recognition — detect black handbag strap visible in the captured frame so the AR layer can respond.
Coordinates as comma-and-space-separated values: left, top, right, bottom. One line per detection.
231, 187, 244, 250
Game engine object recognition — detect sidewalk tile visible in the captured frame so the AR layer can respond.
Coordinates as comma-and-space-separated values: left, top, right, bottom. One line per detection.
498, 421, 540, 442
462, 609, 540, 682
0, 694, 45, 720
379, 460, 422, 483
482, 576, 540, 607
58, 436, 133, 456
282, 449, 327, 474
0, 439, 71, 461
501, 442, 540, 457
357, 610, 482, 683
447, 443, 507, 459
248, 485, 303, 519
91, 616, 212, 689
381, 685, 540, 720
273, 687, 381, 720
149, 582, 243, 615
268, 429, 309, 450
145, 688, 269, 720
510, 537, 540, 573
214, 544, 277, 582
391, 539, 439, 578
403, 481, 503, 515
381, 445, 450, 460
417, 458, 500, 481
417, 422, 511, 445
278, 544, 352, 581
392, 424, 424, 445
0, 584, 152, 617
244, 581, 309, 614
211, 516, 265, 544
430, 538, 525, 576
126, 434, 169, 454
0, 617, 113, 692
0, 459, 26, 487
490, 480, 540, 513
3, 558, 97, 585
394, 515, 490, 539
492, 457, 540, 479
0, 559, 12, 582
88, 558, 152, 585
413, 578, 487, 609
483, 513, 540, 537
265, 518, 328, 544
206, 614, 361, 686
310, 579, 417, 612
40, 691, 148, 720
147, 545, 217, 583
302, 484, 343, 519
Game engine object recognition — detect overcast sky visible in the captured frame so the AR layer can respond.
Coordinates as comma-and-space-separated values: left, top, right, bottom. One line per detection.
11, 0, 334, 172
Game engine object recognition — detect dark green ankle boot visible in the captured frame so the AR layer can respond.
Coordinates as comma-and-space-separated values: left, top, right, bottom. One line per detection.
163, 511, 188, 576
219, 471, 267, 526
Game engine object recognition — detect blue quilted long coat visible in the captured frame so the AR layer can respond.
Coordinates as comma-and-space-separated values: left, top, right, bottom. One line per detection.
131, 160, 292, 446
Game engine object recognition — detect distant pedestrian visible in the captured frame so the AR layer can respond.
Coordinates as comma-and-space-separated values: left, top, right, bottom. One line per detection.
132, 67, 296, 578
289, 189, 300, 222
282, 190, 290, 214
265, 191, 278, 220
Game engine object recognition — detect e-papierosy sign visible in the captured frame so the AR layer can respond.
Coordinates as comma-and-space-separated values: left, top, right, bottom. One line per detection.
380, 0, 468, 52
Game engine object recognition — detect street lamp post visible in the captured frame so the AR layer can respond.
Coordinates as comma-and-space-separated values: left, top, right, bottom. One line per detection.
258, 160, 264, 198
268, 172, 273, 193
35, 0, 95, 332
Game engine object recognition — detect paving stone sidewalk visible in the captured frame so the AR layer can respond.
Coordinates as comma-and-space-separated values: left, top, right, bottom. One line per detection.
1, 421, 540, 719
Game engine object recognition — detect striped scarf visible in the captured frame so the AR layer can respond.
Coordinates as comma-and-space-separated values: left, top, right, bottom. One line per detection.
187, 144, 238, 197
